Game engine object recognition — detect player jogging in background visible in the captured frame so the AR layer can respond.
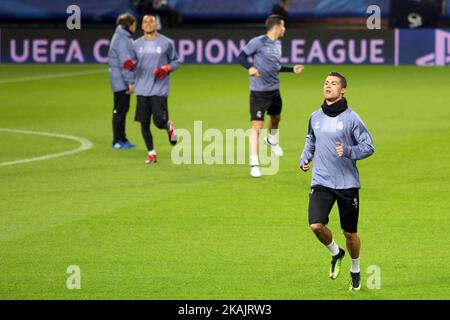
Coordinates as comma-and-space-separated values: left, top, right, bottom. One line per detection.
108, 13, 137, 150
299, 72, 375, 291
238, 14, 304, 178
123, 14, 179, 164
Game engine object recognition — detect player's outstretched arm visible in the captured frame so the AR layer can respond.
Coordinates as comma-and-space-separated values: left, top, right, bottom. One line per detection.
280, 64, 305, 74
293, 65, 305, 74
280, 65, 304, 74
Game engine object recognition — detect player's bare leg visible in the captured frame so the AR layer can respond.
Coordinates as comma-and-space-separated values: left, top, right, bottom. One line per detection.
344, 231, 361, 291
310, 223, 332, 245
268, 114, 280, 131
250, 120, 264, 177
344, 232, 360, 259
311, 223, 346, 280
265, 114, 283, 156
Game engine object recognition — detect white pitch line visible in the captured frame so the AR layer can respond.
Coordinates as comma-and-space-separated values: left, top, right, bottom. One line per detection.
0, 128, 93, 167
0, 69, 105, 84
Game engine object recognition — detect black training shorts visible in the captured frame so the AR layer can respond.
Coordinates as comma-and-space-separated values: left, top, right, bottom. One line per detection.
308, 185, 360, 233
250, 90, 282, 121
135, 95, 168, 124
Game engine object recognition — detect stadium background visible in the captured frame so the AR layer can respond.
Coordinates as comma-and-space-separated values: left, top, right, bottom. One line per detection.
0, 0, 449, 300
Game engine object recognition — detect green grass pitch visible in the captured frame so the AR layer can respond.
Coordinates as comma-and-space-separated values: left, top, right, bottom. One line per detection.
0, 64, 449, 299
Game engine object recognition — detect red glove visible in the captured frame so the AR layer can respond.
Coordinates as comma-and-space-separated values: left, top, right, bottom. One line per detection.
123, 59, 137, 71
154, 64, 171, 80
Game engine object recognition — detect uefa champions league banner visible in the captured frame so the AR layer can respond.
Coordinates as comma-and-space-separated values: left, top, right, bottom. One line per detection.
166, 29, 395, 65
0, 28, 113, 64
0, 28, 448, 66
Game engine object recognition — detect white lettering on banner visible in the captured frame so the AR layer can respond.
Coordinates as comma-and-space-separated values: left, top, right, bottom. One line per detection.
65, 39, 84, 62
50, 39, 66, 62
307, 40, 326, 63
205, 39, 225, 63
7, 35, 387, 64
349, 39, 367, 64
370, 39, 385, 63
93, 39, 109, 63
178, 39, 195, 62
10, 39, 29, 63
327, 39, 346, 64
33, 39, 48, 63
175, 38, 385, 64
292, 39, 384, 64
10, 39, 85, 63
291, 39, 306, 63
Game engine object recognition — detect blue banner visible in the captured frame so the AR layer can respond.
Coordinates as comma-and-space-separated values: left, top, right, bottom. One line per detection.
0, 27, 448, 66
398, 29, 450, 65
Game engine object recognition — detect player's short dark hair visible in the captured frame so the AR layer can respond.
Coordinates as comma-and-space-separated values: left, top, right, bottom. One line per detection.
116, 13, 136, 31
143, 14, 157, 22
265, 15, 284, 32
328, 71, 347, 88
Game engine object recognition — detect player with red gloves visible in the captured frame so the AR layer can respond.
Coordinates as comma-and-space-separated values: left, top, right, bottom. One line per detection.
123, 59, 137, 72
123, 14, 180, 164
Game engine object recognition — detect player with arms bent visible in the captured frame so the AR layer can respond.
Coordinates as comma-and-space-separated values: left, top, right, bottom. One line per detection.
299, 72, 375, 291
124, 15, 179, 164
238, 15, 304, 178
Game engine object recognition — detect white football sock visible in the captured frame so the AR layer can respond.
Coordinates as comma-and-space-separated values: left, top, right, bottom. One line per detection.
148, 150, 156, 155
351, 258, 360, 273
250, 155, 259, 166
326, 240, 340, 256
268, 133, 277, 145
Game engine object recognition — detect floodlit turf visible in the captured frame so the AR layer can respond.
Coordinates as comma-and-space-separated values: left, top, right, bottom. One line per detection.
0, 64, 449, 299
